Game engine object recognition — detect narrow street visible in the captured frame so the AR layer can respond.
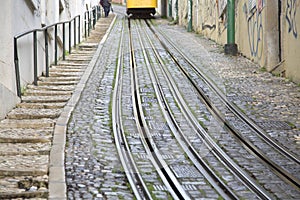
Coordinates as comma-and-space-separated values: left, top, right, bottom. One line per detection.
0, 5, 299, 200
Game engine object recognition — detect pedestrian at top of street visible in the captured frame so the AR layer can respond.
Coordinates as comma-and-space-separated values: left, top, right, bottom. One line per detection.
100, 0, 112, 17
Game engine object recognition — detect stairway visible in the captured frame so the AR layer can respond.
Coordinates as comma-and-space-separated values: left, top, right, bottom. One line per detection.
0, 15, 114, 199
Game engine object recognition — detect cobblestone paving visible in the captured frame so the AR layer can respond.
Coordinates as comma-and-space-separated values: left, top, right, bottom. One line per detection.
157, 20, 300, 156
65, 10, 299, 199
65, 14, 134, 199
1, 6, 299, 199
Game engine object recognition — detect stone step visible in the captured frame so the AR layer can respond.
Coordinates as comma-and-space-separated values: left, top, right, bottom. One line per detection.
49, 67, 85, 73
60, 60, 89, 64
6, 108, 61, 120
64, 57, 92, 62
0, 155, 48, 176
0, 128, 53, 143
22, 95, 70, 103
0, 142, 51, 156
0, 191, 48, 199
37, 80, 78, 86
79, 43, 98, 48
24, 89, 72, 96
51, 64, 86, 69
38, 76, 80, 82
27, 85, 75, 91
68, 53, 93, 58
49, 71, 83, 77
17, 102, 66, 109
77, 47, 96, 52
0, 176, 48, 199
54, 61, 88, 67
0, 119, 55, 129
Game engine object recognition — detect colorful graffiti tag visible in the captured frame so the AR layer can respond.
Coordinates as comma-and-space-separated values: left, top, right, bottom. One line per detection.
286, 0, 298, 38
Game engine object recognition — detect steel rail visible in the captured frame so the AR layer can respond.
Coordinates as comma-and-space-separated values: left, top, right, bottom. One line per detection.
129, 19, 189, 200
144, 20, 275, 200
137, 20, 238, 200
149, 20, 300, 165
147, 20, 300, 190
111, 17, 151, 200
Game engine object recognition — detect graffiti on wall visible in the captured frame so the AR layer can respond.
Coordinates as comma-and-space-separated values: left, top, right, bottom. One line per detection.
286, 0, 298, 38
218, 0, 227, 17
243, 1, 265, 59
202, 0, 217, 30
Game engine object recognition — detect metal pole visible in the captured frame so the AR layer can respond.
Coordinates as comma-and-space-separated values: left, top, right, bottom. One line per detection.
228, 0, 235, 44
85, 12, 87, 38
63, 23, 65, 60
225, 0, 238, 55
14, 37, 21, 98
33, 31, 38, 85
187, 0, 192, 32
175, 0, 178, 22
74, 19, 76, 47
69, 21, 72, 54
168, 0, 172, 18
78, 15, 81, 44
55, 25, 58, 65
45, 29, 49, 77
88, 11, 90, 37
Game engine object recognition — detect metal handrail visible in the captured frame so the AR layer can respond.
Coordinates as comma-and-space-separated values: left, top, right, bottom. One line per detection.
84, 6, 101, 38
14, 5, 101, 98
14, 15, 80, 98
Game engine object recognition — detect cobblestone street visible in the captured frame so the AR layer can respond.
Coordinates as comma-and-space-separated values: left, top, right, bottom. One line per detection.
0, 5, 299, 200
64, 6, 299, 199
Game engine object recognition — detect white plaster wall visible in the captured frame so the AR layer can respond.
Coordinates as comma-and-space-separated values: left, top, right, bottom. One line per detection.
0, 0, 42, 119
0, 0, 18, 119
0, 0, 100, 119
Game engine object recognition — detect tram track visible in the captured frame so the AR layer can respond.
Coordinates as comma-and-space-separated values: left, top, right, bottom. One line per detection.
143, 19, 300, 198
136, 19, 274, 199
111, 15, 192, 200
135, 19, 241, 200
110, 11, 299, 199
128, 18, 190, 200
112, 18, 151, 200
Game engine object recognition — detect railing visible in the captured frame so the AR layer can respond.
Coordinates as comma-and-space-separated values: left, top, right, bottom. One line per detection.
84, 5, 101, 38
14, 5, 101, 98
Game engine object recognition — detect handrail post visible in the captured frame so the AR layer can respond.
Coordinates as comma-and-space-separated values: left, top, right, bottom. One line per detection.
69, 21, 72, 54
14, 37, 21, 98
45, 28, 49, 77
13, 14, 83, 99
93, 7, 96, 29
74, 19, 76, 47
63, 23, 65, 60
88, 11, 90, 37
78, 15, 81, 43
55, 24, 58, 65
33, 31, 38, 85
84, 12, 87, 38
